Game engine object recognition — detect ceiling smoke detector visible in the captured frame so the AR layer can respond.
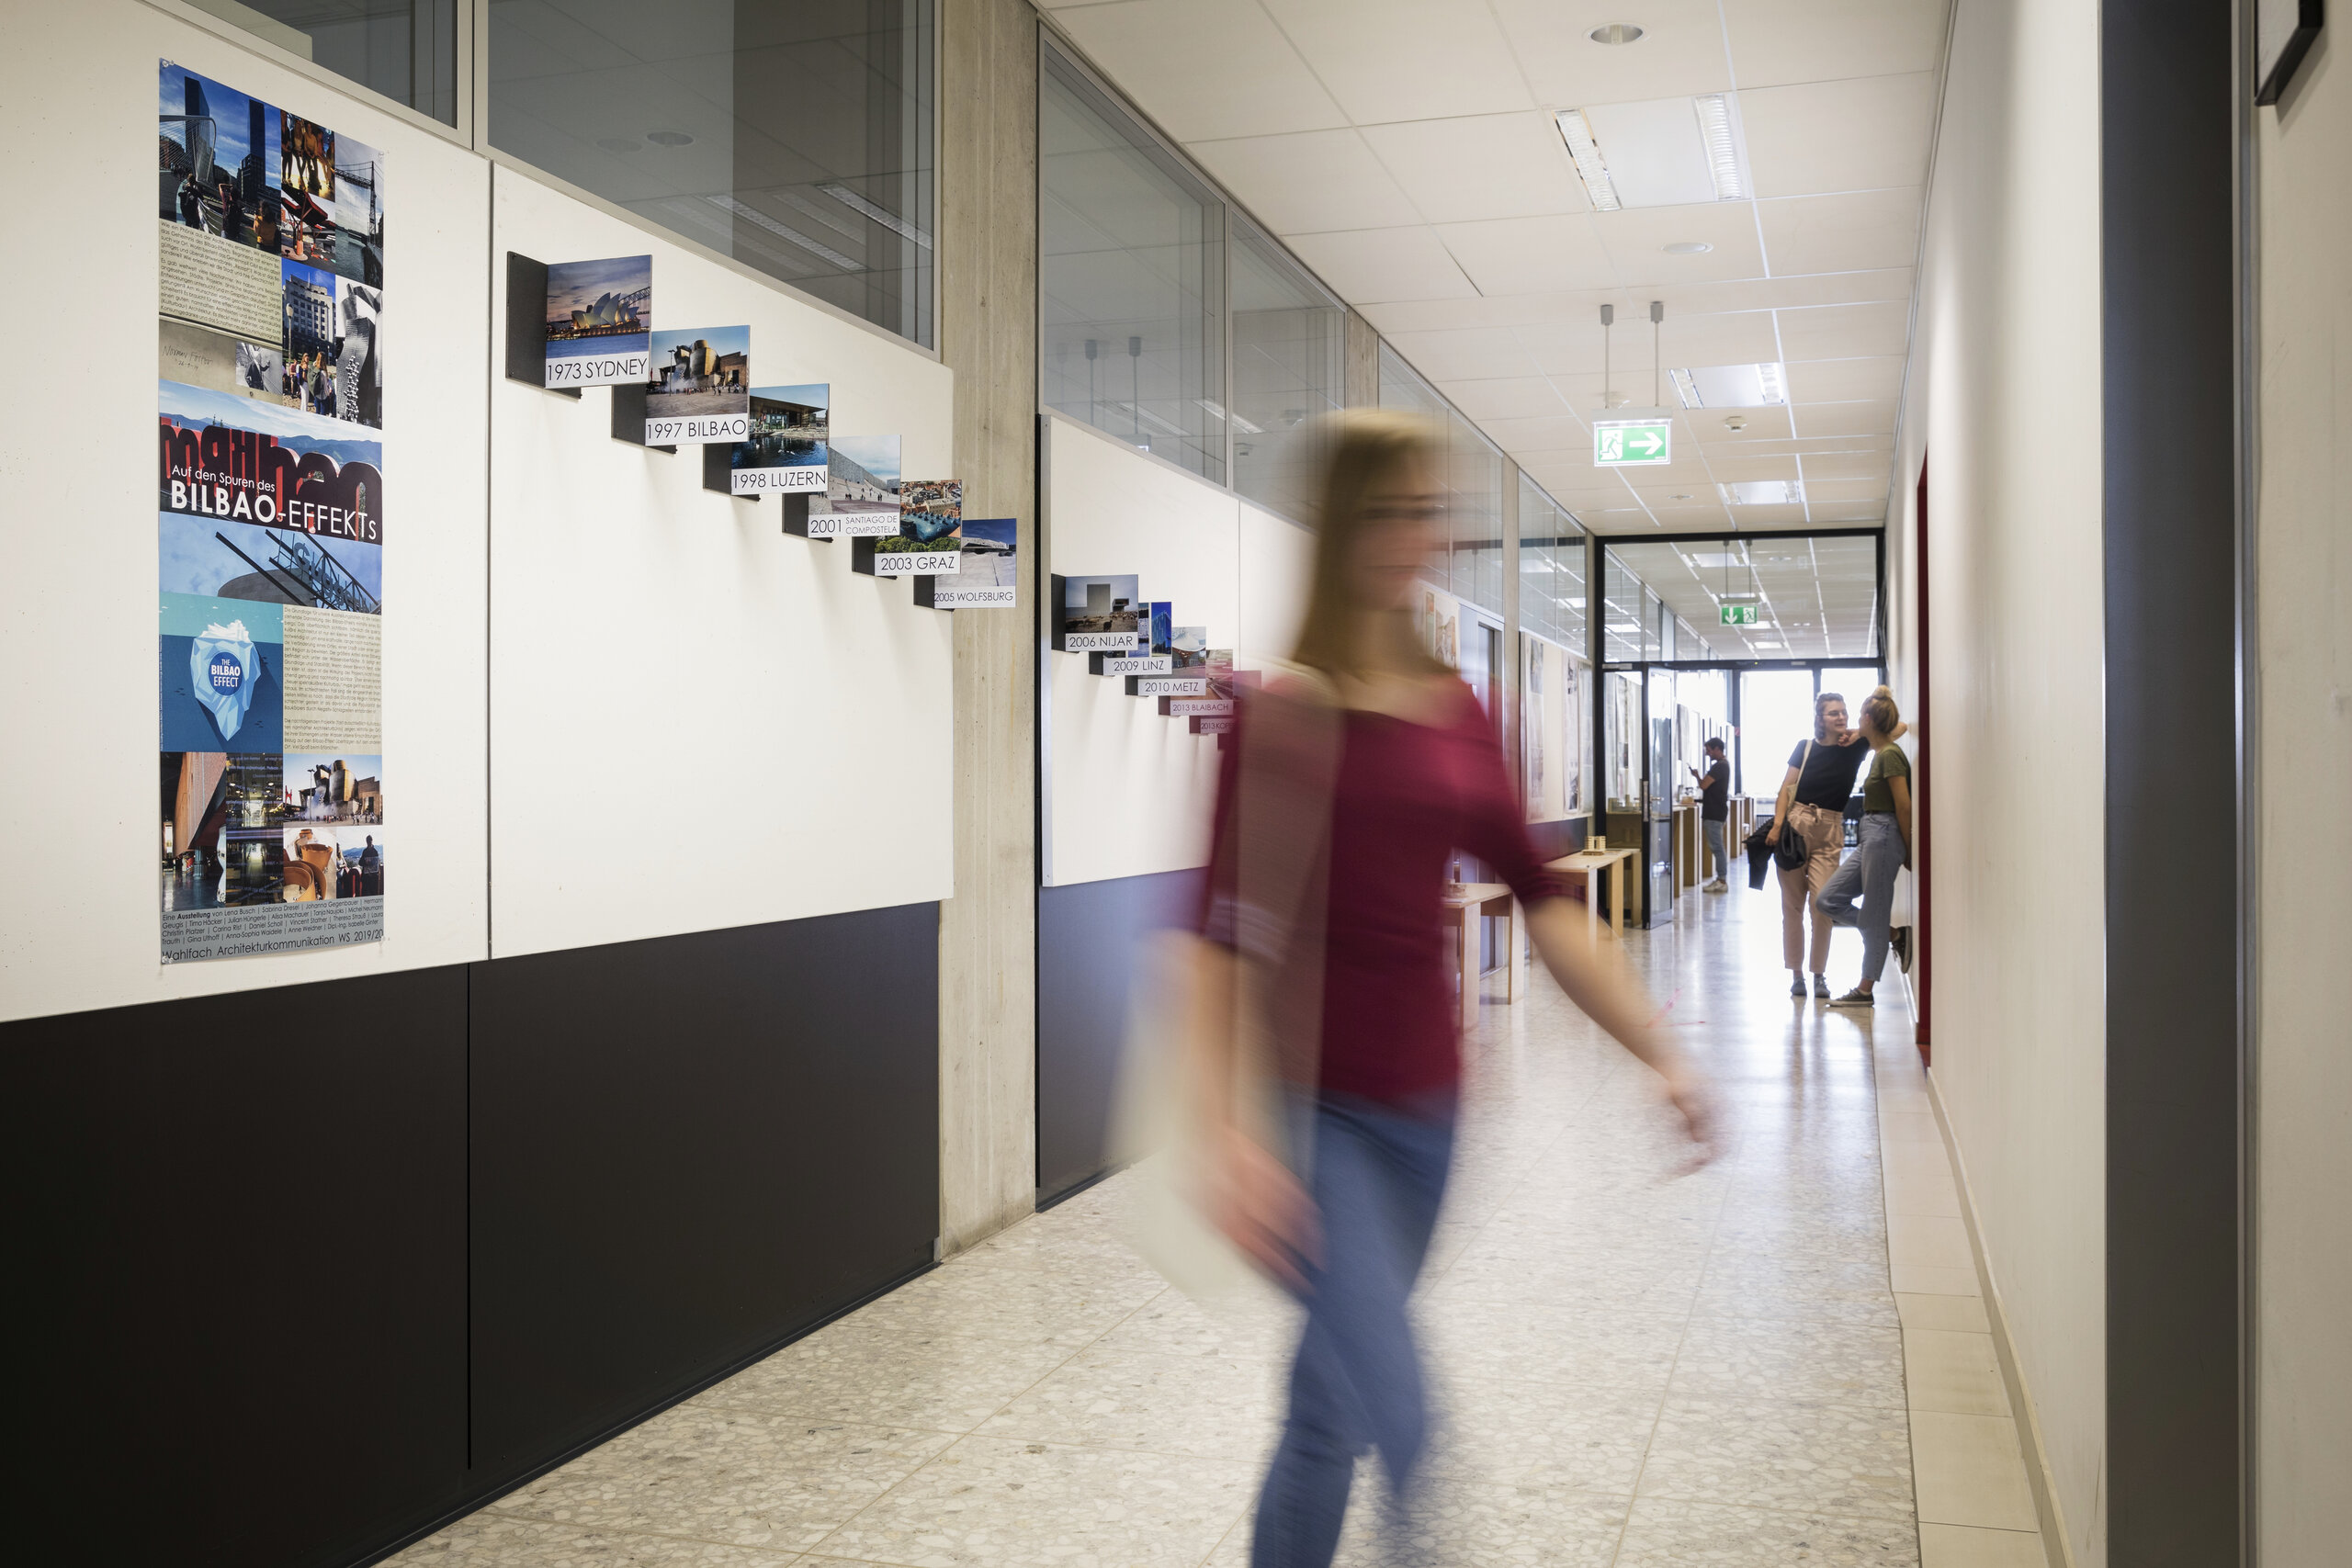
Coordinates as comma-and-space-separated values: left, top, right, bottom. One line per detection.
1724, 415, 1748, 432
1665, 241, 1713, 254
646, 130, 695, 147
1589, 22, 1645, 44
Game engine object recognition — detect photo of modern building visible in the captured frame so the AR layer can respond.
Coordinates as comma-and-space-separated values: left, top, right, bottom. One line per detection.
647, 326, 749, 421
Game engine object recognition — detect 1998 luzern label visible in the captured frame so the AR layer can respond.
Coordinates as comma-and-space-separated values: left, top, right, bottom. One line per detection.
731, 466, 827, 495
645, 413, 750, 445
547, 351, 650, 386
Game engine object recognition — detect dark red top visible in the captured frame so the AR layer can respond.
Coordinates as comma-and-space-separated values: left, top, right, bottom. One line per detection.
1202, 682, 1561, 1105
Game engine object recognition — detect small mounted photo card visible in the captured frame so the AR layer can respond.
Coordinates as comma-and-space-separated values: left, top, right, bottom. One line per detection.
858, 479, 961, 576
918, 517, 1019, 608
731, 383, 828, 494
1095, 599, 1173, 673
1054, 574, 1146, 653
544, 254, 650, 387
645, 326, 749, 444
812, 434, 903, 536
1159, 650, 1235, 717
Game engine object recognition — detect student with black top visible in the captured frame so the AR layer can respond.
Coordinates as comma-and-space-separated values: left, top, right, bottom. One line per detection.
1816, 687, 1912, 1006
1764, 692, 1881, 998
1689, 737, 1732, 892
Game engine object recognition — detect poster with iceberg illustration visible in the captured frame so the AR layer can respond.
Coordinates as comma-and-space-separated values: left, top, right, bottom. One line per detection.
157, 62, 387, 963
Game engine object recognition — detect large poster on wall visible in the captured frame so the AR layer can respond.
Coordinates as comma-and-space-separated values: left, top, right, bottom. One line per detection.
159, 61, 388, 962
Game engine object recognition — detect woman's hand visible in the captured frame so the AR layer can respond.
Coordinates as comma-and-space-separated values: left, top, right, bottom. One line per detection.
1765, 818, 1781, 845
1204, 1124, 1319, 1292
1659, 1067, 1724, 1174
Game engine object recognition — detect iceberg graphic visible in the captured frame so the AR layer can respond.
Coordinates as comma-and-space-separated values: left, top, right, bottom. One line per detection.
189, 619, 259, 741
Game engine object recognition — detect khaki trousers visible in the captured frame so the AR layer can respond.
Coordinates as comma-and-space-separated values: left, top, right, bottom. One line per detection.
1778, 803, 1845, 974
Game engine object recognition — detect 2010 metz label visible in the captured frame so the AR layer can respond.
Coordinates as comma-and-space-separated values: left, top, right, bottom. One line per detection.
1126, 675, 1207, 697
645, 413, 751, 446
547, 350, 650, 387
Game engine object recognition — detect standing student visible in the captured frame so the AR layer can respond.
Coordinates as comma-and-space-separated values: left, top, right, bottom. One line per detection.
1690, 737, 1731, 892
1816, 687, 1912, 1006
1182, 411, 1718, 1568
1764, 693, 1876, 998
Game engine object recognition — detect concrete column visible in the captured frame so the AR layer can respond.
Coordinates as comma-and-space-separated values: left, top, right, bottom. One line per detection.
935, 0, 1039, 1254
1344, 310, 1380, 408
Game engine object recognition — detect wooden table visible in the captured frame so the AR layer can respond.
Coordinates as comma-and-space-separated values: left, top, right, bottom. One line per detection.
1546, 847, 1638, 938
1440, 882, 1517, 1031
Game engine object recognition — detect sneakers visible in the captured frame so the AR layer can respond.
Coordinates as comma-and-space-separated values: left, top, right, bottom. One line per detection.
1813, 974, 1832, 998
1790, 973, 1808, 998
1892, 928, 1913, 973
1829, 987, 1875, 1009
1703, 878, 1729, 893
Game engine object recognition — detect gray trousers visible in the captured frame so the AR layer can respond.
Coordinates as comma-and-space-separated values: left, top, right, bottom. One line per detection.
1816, 813, 1903, 982
1702, 817, 1727, 881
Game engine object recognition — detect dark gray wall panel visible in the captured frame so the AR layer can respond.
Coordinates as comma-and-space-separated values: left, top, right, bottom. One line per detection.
6, 967, 471, 1568
2101, 0, 2244, 1557
469, 904, 941, 1473
1037, 869, 1202, 1204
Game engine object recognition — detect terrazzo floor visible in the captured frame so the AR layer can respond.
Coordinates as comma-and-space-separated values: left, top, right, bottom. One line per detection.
393, 878, 2042, 1568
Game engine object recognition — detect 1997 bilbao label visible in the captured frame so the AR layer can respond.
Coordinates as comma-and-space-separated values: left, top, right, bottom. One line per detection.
645, 413, 750, 445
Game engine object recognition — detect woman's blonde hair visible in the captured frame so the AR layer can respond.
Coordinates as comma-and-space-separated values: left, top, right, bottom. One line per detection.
1860, 684, 1902, 737
1287, 410, 1451, 679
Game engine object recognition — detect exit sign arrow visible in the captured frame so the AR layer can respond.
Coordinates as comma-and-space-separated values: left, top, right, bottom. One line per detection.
1720, 604, 1758, 626
1593, 418, 1673, 468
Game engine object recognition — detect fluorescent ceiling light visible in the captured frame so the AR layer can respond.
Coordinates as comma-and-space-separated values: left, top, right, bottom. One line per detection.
1719, 479, 1804, 505
1554, 110, 1621, 212
1672, 364, 1789, 408
1692, 95, 1748, 199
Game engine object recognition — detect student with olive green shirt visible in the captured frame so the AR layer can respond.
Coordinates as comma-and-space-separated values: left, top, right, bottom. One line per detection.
1815, 685, 1914, 1006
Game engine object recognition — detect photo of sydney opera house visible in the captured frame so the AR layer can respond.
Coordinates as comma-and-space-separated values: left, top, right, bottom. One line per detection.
545, 254, 651, 358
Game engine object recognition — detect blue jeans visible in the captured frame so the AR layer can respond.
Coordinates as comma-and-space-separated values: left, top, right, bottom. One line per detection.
1816, 812, 1903, 981
1703, 817, 1727, 881
1252, 1093, 1457, 1568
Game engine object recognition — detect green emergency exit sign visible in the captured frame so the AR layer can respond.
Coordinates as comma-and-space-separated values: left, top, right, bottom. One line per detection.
1721, 604, 1758, 626
1593, 419, 1672, 467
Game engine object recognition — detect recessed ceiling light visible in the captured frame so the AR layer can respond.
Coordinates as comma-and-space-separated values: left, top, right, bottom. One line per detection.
1554, 109, 1621, 211
1665, 241, 1713, 254
1692, 95, 1748, 199
646, 130, 695, 147
1589, 22, 1645, 44
1724, 415, 1748, 431
1672, 364, 1789, 408
1720, 480, 1804, 505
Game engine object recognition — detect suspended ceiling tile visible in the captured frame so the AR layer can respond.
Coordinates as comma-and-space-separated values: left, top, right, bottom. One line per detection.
1190, 129, 1422, 234
1479, 413, 1593, 453
1384, 325, 1545, 381
1261, 0, 1535, 122
1795, 449, 1898, 480
1360, 112, 1589, 224
1717, 501, 1812, 526
1724, 0, 1951, 88
1799, 478, 1893, 502
1434, 213, 1617, 296
1809, 501, 1891, 522
1700, 452, 1803, 482
1490, 0, 1735, 104
1795, 399, 1900, 436
1513, 367, 1617, 413
1784, 355, 1906, 402
1054, 0, 1350, 141
1361, 294, 1583, 334
1758, 186, 1925, 276
1591, 202, 1770, 286
1658, 309, 1788, 368
1739, 73, 1939, 198
1287, 225, 1481, 301
1438, 375, 1576, 420
1686, 406, 1798, 442
1775, 299, 1914, 360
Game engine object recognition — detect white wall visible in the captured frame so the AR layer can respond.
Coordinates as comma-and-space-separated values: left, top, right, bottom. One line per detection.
488, 174, 956, 957
1894, 0, 2109, 1558
2253, 32, 2352, 1563
0, 3, 490, 1022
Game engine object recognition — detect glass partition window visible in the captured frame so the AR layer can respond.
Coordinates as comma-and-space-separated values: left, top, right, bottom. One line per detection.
1517, 472, 1586, 654
1230, 220, 1343, 522
1381, 344, 1503, 615
195, 0, 459, 126
1601, 547, 1646, 664
489, 1, 936, 347
1040, 48, 1226, 482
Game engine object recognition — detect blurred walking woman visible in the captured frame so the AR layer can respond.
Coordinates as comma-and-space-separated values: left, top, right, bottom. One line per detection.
1816, 686, 1912, 1006
1766, 692, 1875, 998
1184, 411, 1716, 1568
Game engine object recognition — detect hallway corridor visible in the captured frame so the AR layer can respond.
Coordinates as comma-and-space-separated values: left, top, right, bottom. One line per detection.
400, 888, 2042, 1568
